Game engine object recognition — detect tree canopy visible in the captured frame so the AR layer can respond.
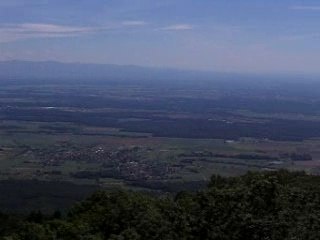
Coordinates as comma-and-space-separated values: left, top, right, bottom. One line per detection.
1, 170, 320, 239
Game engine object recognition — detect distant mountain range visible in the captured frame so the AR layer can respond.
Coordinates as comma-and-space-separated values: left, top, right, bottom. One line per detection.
0, 60, 315, 84
0, 60, 221, 82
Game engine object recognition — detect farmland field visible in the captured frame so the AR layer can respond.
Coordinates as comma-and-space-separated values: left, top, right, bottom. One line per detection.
1, 79, 320, 211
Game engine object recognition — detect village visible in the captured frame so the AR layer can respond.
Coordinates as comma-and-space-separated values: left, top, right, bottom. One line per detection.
30, 145, 182, 182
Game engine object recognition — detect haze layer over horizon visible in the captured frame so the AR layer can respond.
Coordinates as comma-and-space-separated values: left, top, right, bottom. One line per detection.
1, 0, 320, 74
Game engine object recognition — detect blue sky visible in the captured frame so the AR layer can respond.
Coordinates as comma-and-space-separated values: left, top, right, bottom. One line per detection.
1, 0, 320, 74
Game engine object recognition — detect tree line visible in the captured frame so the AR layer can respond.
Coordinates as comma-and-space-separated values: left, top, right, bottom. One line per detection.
1, 170, 320, 239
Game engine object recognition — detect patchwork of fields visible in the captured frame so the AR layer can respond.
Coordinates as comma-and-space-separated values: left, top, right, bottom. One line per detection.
1, 79, 320, 211
0, 80, 320, 200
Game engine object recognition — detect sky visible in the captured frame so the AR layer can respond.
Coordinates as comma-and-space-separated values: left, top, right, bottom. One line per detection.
0, 0, 320, 74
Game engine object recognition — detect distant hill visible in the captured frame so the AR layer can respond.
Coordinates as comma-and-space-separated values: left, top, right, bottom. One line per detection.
0, 60, 220, 82
0, 60, 316, 86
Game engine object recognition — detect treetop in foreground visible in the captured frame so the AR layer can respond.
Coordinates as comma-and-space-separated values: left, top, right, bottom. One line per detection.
1, 170, 320, 240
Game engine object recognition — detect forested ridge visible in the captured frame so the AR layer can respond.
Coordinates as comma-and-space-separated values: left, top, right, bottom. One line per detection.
1, 170, 320, 239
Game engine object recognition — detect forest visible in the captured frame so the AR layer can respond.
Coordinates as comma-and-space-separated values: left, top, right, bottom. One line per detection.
1, 170, 320, 239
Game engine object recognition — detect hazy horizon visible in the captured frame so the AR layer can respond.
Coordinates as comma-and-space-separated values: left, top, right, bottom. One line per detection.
2, 59, 320, 81
1, 0, 320, 75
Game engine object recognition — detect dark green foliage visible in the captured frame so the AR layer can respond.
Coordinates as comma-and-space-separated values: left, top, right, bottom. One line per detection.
0, 180, 98, 213
2, 170, 320, 239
